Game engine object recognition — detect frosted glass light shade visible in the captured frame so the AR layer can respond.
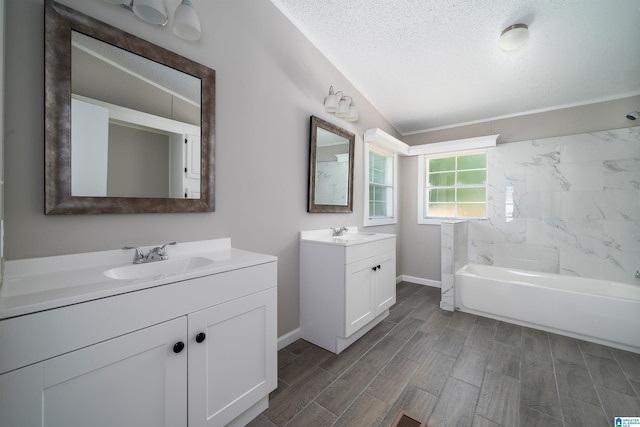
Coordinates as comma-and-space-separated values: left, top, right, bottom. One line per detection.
132, 0, 169, 26
499, 23, 529, 51
336, 98, 349, 118
324, 88, 339, 113
346, 104, 358, 122
173, 0, 201, 41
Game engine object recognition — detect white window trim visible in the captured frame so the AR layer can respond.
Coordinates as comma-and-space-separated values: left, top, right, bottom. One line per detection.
363, 128, 498, 226
364, 143, 398, 226
418, 151, 489, 224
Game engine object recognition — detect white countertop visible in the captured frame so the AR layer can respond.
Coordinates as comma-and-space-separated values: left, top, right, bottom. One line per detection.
0, 239, 277, 320
300, 227, 395, 246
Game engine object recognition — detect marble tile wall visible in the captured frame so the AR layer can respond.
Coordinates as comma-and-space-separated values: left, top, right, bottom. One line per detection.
441, 221, 468, 311
314, 161, 349, 205
468, 126, 640, 284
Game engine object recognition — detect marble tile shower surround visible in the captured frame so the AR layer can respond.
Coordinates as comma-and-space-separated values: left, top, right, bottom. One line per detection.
441, 221, 468, 311
315, 161, 349, 205
468, 126, 640, 284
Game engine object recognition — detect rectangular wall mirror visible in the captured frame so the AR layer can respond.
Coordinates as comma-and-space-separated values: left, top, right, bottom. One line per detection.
45, 0, 215, 214
308, 116, 355, 213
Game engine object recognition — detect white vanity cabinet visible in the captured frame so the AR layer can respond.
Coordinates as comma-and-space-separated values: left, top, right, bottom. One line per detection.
0, 245, 277, 427
300, 231, 396, 354
188, 288, 277, 426
0, 317, 188, 427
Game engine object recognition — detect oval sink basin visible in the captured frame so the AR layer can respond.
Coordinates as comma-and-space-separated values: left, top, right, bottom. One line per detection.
104, 257, 214, 280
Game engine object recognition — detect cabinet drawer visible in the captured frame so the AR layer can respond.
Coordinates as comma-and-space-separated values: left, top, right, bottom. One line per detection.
345, 237, 395, 264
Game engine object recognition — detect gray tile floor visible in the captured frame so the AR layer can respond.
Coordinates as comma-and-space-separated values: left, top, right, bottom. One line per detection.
248, 282, 640, 427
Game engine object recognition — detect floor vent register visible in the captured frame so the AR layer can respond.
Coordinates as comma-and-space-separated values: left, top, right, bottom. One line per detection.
390, 410, 426, 427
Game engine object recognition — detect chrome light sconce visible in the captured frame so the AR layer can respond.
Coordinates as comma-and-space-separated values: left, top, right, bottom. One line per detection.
103, 0, 201, 41
324, 86, 359, 122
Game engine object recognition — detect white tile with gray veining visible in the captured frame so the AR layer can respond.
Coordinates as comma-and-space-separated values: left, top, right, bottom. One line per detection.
467, 125, 640, 284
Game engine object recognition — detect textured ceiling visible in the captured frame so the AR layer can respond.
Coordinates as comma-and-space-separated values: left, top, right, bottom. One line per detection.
270, 0, 640, 135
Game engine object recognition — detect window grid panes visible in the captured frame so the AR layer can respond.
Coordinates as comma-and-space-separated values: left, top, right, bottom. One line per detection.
425, 152, 487, 219
369, 150, 393, 218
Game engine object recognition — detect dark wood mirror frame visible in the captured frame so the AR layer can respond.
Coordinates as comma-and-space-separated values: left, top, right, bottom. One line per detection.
308, 116, 355, 213
44, 0, 215, 214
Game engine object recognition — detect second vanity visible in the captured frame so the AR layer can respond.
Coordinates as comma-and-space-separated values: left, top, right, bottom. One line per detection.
300, 227, 396, 354
0, 239, 277, 427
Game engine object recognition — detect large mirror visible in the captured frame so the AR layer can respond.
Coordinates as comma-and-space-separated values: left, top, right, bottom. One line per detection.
308, 116, 355, 213
44, 0, 215, 214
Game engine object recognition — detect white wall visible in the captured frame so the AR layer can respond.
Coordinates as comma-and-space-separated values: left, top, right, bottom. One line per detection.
3, 0, 399, 337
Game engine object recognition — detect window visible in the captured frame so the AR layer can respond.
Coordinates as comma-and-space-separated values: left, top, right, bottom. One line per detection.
364, 144, 397, 226
418, 151, 487, 223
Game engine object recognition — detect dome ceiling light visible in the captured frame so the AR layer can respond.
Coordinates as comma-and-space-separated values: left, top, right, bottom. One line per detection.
499, 23, 529, 51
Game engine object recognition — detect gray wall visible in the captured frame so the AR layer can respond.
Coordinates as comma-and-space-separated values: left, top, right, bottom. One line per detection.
3, 0, 399, 337
399, 95, 640, 282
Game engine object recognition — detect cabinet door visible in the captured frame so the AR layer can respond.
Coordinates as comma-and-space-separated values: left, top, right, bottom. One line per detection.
0, 317, 187, 427
188, 287, 277, 427
374, 250, 397, 315
345, 257, 376, 337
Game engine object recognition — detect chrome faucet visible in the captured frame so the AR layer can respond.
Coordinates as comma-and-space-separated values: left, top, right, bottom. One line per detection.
123, 242, 177, 264
331, 226, 349, 237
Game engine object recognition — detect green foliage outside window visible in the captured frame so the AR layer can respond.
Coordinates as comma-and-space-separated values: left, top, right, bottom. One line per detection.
426, 152, 487, 219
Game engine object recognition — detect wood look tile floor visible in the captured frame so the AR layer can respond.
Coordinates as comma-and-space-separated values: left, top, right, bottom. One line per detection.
248, 282, 640, 427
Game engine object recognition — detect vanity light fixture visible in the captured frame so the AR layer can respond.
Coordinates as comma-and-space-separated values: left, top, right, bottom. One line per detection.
498, 23, 529, 51
103, 0, 201, 41
324, 86, 359, 122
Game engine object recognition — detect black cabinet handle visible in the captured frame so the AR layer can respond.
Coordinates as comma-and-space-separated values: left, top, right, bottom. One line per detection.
173, 341, 185, 354
195, 332, 206, 343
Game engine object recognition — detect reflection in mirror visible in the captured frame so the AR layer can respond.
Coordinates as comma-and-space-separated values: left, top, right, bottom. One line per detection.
44, 0, 215, 214
308, 116, 354, 213
71, 31, 201, 199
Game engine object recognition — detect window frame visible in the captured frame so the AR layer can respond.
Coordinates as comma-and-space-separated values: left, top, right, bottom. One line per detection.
364, 143, 398, 226
418, 150, 488, 224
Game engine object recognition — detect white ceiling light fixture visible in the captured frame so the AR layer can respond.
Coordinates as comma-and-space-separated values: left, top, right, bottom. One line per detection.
173, 0, 201, 41
324, 86, 358, 122
131, 0, 168, 25
498, 23, 529, 51
103, 0, 201, 41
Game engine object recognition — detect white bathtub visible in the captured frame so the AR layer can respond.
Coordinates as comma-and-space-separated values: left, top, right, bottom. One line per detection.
455, 264, 640, 353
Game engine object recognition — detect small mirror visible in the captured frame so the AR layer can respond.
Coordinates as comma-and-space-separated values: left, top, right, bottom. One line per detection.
45, 0, 215, 214
308, 116, 355, 213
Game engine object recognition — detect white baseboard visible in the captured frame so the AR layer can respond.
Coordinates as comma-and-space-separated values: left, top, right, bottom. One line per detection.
399, 275, 441, 288
279, 277, 439, 351
277, 327, 301, 350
